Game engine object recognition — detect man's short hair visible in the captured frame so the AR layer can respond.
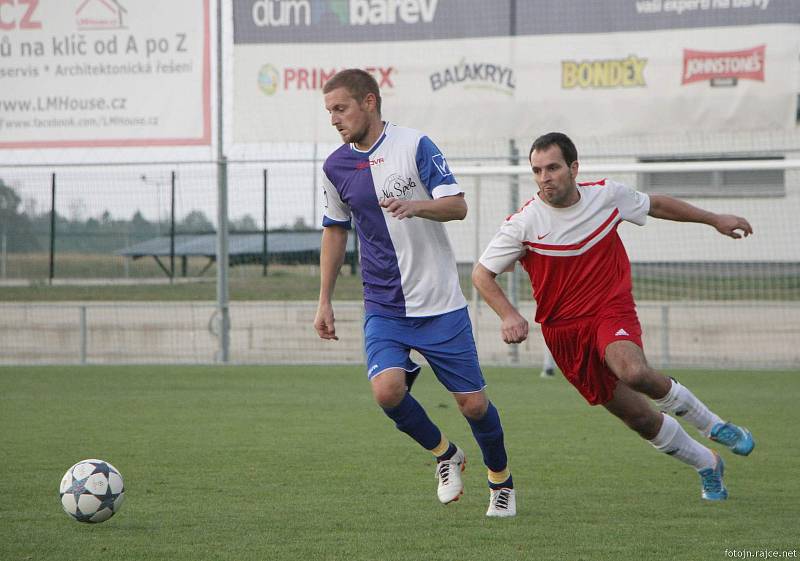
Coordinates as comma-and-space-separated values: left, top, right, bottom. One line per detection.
530, 132, 578, 166
323, 69, 382, 115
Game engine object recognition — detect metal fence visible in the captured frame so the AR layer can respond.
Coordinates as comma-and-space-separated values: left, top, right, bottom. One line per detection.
3, 300, 798, 369
1, 157, 799, 369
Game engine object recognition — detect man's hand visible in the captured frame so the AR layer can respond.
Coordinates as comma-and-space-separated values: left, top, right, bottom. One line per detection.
501, 310, 529, 344
314, 302, 338, 340
380, 197, 419, 220
713, 214, 753, 239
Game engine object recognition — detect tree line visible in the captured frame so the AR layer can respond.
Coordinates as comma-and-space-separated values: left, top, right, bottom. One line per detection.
0, 181, 308, 253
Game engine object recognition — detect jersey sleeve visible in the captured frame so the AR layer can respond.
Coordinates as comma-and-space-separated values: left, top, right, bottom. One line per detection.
478, 218, 527, 275
320, 171, 352, 229
610, 180, 650, 226
415, 136, 462, 199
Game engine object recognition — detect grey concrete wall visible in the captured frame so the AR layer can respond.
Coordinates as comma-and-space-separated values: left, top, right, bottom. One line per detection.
2, 300, 797, 369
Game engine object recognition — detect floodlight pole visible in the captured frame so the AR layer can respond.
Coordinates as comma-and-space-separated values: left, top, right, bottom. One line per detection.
215, 0, 230, 362
262, 169, 268, 277
507, 3, 520, 364
0, 195, 8, 279
170, 170, 176, 283
507, 139, 520, 364
312, 142, 318, 226
49, 172, 56, 285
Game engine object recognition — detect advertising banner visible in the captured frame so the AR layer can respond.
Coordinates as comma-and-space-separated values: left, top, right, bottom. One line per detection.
234, 0, 512, 44
233, 0, 795, 43
232, 22, 798, 143
0, 0, 211, 148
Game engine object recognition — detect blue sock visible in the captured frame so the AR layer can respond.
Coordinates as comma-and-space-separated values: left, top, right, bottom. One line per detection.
382, 393, 442, 451
466, 402, 508, 473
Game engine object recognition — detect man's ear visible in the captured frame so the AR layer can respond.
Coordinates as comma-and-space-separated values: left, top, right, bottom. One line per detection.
363, 92, 377, 112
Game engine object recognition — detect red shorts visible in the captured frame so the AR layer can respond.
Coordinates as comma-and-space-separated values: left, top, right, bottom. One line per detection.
541, 310, 643, 405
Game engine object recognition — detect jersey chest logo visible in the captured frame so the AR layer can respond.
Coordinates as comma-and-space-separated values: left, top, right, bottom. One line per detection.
355, 157, 385, 170
379, 173, 417, 201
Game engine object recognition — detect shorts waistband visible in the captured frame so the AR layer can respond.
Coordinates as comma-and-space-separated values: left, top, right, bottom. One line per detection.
542, 315, 596, 328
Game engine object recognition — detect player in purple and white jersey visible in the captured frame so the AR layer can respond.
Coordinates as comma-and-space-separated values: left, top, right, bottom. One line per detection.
314, 69, 515, 517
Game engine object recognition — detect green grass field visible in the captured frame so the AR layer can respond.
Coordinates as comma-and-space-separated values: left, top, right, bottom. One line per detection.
1, 366, 797, 561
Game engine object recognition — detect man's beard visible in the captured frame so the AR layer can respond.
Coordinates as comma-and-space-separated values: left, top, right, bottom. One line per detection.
347, 125, 368, 145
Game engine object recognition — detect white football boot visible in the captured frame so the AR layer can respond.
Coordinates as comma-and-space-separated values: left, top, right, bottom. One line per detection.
486, 487, 516, 517
435, 447, 466, 504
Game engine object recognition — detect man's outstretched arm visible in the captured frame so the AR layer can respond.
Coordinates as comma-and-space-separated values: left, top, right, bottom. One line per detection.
648, 194, 753, 239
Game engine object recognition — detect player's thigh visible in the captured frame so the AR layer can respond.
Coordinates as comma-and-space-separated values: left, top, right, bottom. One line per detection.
364, 315, 421, 380
415, 308, 486, 394
596, 311, 644, 369
543, 319, 618, 406
604, 340, 648, 379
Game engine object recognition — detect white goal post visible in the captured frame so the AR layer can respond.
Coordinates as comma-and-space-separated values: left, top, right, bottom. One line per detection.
452, 158, 800, 176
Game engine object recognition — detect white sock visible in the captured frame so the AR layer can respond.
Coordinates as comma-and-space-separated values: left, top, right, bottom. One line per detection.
649, 414, 716, 471
653, 379, 722, 436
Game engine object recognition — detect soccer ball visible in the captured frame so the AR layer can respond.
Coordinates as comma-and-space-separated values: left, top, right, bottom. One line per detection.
59, 459, 125, 523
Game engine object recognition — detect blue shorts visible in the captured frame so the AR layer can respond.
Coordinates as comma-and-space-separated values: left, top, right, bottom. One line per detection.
363, 306, 486, 394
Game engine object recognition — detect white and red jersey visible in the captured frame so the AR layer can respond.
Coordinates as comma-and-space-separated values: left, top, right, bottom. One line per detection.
479, 179, 650, 325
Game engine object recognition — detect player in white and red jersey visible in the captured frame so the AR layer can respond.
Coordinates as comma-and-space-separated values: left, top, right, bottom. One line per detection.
314, 69, 515, 516
473, 132, 755, 501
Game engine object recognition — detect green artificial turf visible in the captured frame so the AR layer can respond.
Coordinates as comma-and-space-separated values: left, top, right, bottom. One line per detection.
0, 366, 797, 561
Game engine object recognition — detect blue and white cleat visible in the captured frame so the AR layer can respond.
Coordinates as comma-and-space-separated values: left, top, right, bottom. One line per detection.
699, 452, 728, 501
710, 422, 755, 456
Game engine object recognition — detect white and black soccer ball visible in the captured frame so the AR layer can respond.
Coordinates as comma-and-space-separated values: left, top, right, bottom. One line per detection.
59, 459, 125, 523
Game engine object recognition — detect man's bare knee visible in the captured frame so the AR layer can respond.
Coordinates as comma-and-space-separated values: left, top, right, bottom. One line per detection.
606, 342, 670, 398
617, 363, 654, 391
371, 370, 407, 408
454, 392, 488, 420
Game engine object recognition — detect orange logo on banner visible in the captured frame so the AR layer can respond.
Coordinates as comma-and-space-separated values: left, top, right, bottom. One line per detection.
682, 45, 765, 85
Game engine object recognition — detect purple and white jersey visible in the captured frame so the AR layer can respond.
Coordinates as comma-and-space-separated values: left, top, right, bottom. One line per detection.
322, 122, 467, 318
